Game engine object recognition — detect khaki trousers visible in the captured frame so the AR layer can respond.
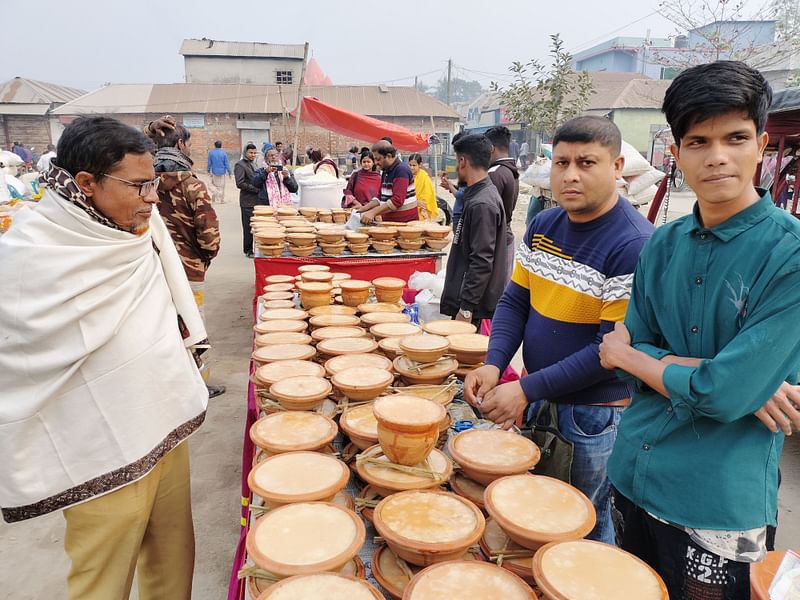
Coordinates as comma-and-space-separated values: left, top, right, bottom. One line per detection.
63, 442, 195, 600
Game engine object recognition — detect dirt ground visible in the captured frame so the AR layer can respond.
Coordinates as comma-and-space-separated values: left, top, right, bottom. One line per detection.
0, 191, 798, 599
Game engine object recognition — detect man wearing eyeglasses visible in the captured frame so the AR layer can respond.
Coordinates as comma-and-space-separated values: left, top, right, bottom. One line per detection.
0, 116, 208, 599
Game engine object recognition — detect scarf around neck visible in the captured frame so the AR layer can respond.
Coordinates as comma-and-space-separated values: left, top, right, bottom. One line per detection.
40, 163, 125, 232
266, 171, 292, 207
155, 147, 194, 172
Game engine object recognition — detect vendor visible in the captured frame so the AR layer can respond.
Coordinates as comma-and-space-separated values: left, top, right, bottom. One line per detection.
307, 147, 339, 178
342, 151, 381, 209
359, 140, 418, 223
409, 153, 437, 220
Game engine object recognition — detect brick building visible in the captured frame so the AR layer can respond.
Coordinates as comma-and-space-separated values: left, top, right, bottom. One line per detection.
0, 77, 85, 151
50, 83, 460, 170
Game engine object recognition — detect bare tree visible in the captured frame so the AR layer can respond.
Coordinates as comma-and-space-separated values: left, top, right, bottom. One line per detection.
492, 34, 594, 142
652, 0, 800, 71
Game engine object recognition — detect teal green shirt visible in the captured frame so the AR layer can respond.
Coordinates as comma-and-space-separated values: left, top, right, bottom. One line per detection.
608, 191, 800, 530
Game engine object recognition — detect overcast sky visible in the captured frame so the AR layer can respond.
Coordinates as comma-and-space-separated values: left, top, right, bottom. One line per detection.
2, 0, 764, 92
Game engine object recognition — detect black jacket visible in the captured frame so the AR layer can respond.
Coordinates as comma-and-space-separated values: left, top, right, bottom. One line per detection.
441, 177, 509, 320
488, 157, 519, 225
252, 169, 299, 204
234, 158, 260, 208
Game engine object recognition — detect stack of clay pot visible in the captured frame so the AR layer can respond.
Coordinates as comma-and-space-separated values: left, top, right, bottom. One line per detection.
286, 232, 317, 257
315, 226, 348, 256
418, 320, 490, 381
366, 226, 398, 253
396, 225, 425, 253
345, 231, 369, 255
331, 207, 349, 224
422, 223, 453, 251
317, 208, 333, 223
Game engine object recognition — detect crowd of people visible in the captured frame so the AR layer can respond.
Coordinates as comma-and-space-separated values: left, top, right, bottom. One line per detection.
0, 60, 798, 600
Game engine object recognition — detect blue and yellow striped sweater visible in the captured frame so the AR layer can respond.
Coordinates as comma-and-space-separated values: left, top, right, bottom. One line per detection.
486, 198, 654, 404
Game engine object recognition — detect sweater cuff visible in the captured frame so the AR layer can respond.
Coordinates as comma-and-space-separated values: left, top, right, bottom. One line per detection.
485, 351, 509, 373
518, 373, 540, 403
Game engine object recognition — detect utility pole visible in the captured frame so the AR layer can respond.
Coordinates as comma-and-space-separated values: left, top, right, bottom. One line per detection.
291, 42, 310, 168
446, 59, 452, 106
414, 75, 418, 90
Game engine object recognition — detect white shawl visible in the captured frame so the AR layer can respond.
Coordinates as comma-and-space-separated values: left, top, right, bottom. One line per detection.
0, 190, 208, 522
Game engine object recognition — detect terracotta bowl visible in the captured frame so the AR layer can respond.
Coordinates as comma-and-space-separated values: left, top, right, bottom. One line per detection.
369, 227, 398, 241
403, 560, 536, 599
395, 383, 458, 406
269, 375, 332, 411
289, 244, 317, 257
320, 245, 348, 257
339, 280, 372, 307
297, 282, 333, 309
450, 473, 487, 512
258, 244, 285, 257
339, 403, 379, 450
309, 314, 361, 329
298, 264, 330, 273
256, 573, 381, 599
286, 232, 317, 245
357, 302, 404, 314
254, 360, 325, 388
424, 237, 450, 251
446, 333, 490, 365
372, 394, 447, 466
448, 429, 541, 486
399, 335, 450, 364
348, 243, 370, 255
316, 336, 379, 357
276, 207, 299, 217
245, 555, 364, 599
332, 367, 394, 401
393, 356, 459, 385
478, 517, 534, 583
372, 277, 406, 303
331, 272, 351, 283
311, 326, 368, 343
378, 336, 404, 360
246, 502, 365, 577
533, 540, 669, 600
255, 331, 313, 348
370, 322, 422, 340
249, 411, 337, 454
260, 308, 308, 321
248, 451, 350, 508
324, 353, 393, 377
301, 271, 334, 284
361, 311, 411, 327
398, 226, 424, 241
261, 291, 294, 302
373, 490, 486, 567
371, 545, 481, 600
317, 230, 348, 244
252, 344, 316, 365
262, 299, 296, 309
308, 305, 358, 317
265, 274, 297, 285
346, 231, 369, 244
298, 207, 318, 220
254, 319, 308, 335
286, 226, 317, 234
421, 319, 477, 336
317, 210, 333, 223
423, 224, 452, 239
484, 474, 596, 551
355, 445, 452, 498
370, 239, 397, 254
397, 239, 425, 253
356, 485, 383, 525
263, 282, 295, 294
254, 229, 285, 242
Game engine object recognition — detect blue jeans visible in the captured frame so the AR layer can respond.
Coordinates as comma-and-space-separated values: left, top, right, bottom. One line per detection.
527, 401, 623, 544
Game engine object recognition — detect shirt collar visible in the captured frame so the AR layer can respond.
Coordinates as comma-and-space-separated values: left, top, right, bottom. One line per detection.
681, 188, 774, 242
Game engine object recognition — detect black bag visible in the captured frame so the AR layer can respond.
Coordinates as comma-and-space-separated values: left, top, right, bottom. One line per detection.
519, 401, 574, 484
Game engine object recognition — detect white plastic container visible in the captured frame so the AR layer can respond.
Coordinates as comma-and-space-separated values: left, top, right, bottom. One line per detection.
299, 180, 345, 209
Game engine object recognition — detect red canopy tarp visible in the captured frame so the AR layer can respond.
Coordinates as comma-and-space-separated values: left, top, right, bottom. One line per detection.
293, 96, 430, 151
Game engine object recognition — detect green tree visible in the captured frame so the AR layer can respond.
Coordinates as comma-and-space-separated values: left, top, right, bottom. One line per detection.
492, 34, 594, 140
432, 77, 484, 104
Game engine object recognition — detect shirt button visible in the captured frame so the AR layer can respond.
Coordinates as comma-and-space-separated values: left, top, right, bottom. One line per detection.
642, 443, 651, 451
699, 233, 708, 240
690, 325, 699, 333
695, 276, 703, 285
666, 406, 673, 413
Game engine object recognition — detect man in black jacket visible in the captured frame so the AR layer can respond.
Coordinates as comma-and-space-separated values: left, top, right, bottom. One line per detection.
441, 134, 509, 323
235, 144, 260, 257
485, 126, 520, 278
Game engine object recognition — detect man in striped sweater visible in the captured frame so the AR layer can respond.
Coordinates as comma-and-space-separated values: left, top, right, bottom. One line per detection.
464, 116, 654, 543
359, 140, 418, 223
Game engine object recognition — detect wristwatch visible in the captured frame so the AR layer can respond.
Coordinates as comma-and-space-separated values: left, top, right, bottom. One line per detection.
458, 308, 472, 320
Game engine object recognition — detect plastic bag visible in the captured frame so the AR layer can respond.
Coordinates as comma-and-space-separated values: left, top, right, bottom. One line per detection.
345, 210, 362, 232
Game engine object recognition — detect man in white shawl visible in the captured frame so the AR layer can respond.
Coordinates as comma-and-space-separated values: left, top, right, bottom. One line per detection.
0, 116, 209, 599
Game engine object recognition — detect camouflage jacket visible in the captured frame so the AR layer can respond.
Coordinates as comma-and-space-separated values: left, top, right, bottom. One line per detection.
155, 171, 220, 282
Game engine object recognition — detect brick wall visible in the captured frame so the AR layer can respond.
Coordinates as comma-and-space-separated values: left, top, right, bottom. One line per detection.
54, 112, 459, 172
2, 115, 51, 153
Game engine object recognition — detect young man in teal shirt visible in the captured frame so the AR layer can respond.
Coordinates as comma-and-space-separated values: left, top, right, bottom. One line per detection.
600, 61, 800, 599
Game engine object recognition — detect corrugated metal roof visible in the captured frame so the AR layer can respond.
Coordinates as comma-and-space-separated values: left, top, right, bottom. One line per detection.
0, 77, 85, 104
51, 84, 153, 115
180, 38, 305, 59
53, 83, 460, 119
0, 103, 49, 115
607, 79, 671, 110
585, 72, 656, 110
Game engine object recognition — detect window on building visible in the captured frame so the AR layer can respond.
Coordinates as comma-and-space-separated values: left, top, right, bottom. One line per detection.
276, 71, 293, 85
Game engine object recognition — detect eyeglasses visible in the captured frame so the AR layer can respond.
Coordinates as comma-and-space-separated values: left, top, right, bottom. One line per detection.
102, 174, 161, 197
